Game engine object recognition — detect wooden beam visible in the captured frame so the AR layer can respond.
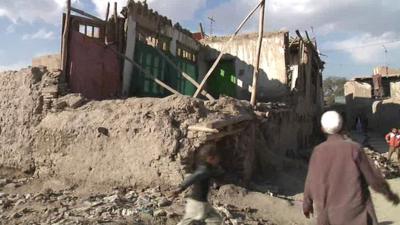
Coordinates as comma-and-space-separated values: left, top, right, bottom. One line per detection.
204, 128, 245, 141
154, 47, 215, 100
105, 2, 110, 44
188, 126, 219, 133
205, 115, 253, 129
105, 2, 110, 21
199, 23, 205, 37
250, 0, 266, 106
70, 7, 104, 22
114, 2, 119, 50
61, 0, 71, 75
305, 30, 312, 43
295, 30, 305, 42
107, 45, 181, 95
193, 1, 263, 98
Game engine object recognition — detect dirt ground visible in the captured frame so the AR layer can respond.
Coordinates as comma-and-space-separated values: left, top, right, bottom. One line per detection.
372, 178, 400, 225
1, 157, 400, 225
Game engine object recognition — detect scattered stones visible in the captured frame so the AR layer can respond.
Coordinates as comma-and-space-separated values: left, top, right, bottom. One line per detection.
364, 148, 400, 179
157, 197, 171, 207
0, 175, 282, 225
0, 178, 9, 187
4, 183, 18, 189
154, 209, 167, 217
59, 93, 86, 109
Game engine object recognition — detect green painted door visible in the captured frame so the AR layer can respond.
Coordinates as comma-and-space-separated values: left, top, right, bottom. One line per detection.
177, 59, 198, 96
207, 60, 236, 98
130, 41, 198, 97
131, 41, 166, 97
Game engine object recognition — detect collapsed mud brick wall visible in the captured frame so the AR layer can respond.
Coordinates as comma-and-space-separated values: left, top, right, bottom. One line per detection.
0, 69, 258, 188
31, 96, 262, 188
0, 67, 66, 173
0, 67, 321, 189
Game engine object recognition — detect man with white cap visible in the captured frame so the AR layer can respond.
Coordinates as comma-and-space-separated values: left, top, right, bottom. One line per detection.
303, 111, 399, 225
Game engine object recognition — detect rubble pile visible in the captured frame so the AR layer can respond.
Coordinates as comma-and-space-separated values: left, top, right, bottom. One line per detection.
364, 148, 400, 179
0, 177, 174, 224
0, 175, 278, 225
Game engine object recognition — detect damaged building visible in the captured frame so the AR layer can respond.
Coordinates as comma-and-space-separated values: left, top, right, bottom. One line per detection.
59, 0, 324, 105
4, 0, 324, 188
345, 66, 400, 133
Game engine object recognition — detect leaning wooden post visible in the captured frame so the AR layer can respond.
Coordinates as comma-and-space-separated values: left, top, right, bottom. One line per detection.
61, 0, 71, 74
250, 0, 266, 106
193, 1, 263, 98
154, 47, 215, 100
105, 2, 110, 44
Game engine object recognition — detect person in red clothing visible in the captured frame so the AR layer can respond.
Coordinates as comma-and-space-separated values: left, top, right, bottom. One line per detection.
385, 128, 399, 161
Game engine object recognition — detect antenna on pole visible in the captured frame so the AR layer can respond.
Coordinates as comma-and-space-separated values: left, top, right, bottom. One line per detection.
208, 16, 215, 36
382, 45, 388, 70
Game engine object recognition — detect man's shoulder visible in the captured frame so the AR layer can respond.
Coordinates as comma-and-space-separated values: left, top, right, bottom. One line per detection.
315, 139, 361, 151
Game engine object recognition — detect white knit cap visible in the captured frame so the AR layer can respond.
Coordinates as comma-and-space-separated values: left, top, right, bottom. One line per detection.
321, 111, 343, 134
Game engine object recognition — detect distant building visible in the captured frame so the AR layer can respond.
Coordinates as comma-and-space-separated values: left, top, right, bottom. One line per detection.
344, 66, 400, 134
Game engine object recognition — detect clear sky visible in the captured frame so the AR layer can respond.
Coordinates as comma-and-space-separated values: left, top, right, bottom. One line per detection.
1, 0, 400, 79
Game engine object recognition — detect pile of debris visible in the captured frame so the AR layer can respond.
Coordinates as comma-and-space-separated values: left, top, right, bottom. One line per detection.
364, 148, 400, 179
0, 175, 276, 225
0, 174, 176, 224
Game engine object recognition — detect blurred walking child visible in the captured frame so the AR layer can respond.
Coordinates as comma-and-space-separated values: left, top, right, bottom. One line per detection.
170, 143, 223, 225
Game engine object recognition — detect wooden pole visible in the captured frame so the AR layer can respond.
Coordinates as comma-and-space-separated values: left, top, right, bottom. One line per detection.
154, 47, 215, 100
305, 30, 312, 43
193, 1, 263, 98
199, 23, 205, 37
105, 2, 110, 21
114, 2, 118, 48
61, 0, 71, 74
70, 7, 104, 22
250, 0, 265, 106
105, 2, 110, 44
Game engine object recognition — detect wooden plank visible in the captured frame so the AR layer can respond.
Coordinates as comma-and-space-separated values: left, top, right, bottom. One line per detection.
61, 0, 71, 74
154, 47, 215, 100
193, 1, 263, 98
71, 7, 104, 22
205, 115, 253, 129
188, 125, 219, 133
205, 128, 245, 141
250, 0, 266, 106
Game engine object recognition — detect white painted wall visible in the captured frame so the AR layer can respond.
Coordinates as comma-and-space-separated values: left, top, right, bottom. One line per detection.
202, 32, 289, 101
122, 16, 137, 96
